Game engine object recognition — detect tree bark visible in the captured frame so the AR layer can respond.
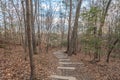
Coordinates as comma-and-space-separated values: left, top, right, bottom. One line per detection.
68, 0, 83, 56
26, 0, 35, 79
98, 0, 112, 37
31, 0, 38, 54
21, 0, 28, 60
66, 0, 72, 53
106, 39, 119, 63
36, 0, 42, 53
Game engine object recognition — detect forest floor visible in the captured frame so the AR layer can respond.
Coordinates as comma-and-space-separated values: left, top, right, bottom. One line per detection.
69, 52, 120, 80
0, 46, 120, 80
0, 46, 59, 80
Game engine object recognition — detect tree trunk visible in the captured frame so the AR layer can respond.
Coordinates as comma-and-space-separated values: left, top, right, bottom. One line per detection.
21, 0, 28, 60
31, 0, 38, 54
98, 0, 112, 37
95, 0, 112, 61
36, 0, 42, 53
66, 0, 72, 53
68, 0, 83, 56
26, 0, 35, 79
106, 39, 119, 63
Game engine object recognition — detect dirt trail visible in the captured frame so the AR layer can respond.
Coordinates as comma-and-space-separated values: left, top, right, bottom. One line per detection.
49, 50, 92, 80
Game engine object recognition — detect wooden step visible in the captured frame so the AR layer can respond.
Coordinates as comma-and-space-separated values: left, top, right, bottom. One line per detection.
59, 62, 83, 65
59, 59, 70, 61
50, 75, 77, 80
57, 66, 75, 70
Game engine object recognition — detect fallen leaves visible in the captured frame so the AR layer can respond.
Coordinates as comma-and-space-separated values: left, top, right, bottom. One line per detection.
70, 53, 120, 80
0, 46, 58, 80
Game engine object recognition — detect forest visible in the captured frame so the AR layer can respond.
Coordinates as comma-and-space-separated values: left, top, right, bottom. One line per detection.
0, 0, 120, 80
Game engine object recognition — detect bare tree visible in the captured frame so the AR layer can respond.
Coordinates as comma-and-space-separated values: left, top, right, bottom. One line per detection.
25, 0, 35, 79
21, 0, 28, 60
31, 0, 38, 54
66, 0, 72, 53
68, 0, 83, 56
